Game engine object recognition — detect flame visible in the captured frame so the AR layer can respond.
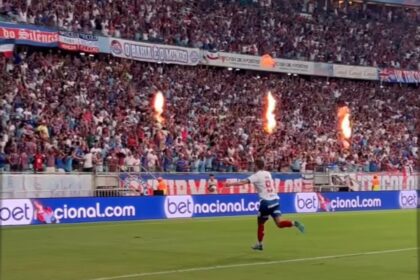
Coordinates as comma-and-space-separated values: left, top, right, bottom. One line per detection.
341, 113, 351, 139
260, 54, 276, 68
337, 106, 351, 148
154, 91, 164, 123
264, 91, 277, 134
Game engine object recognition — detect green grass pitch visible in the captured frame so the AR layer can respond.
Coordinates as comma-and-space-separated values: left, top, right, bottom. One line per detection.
1, 210, 418, 280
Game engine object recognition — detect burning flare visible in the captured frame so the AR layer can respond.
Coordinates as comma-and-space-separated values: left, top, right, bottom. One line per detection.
154, 91, 164, 123
337, 106, 352, 149
264, 91, 277, 134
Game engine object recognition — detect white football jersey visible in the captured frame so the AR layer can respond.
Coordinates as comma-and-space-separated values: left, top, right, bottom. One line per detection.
248, 170, 279, 201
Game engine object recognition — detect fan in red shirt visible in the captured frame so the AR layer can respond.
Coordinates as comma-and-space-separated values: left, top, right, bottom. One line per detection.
33, 151, 45, 173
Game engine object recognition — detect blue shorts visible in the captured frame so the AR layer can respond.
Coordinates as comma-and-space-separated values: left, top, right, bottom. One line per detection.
258, 199, 281, 220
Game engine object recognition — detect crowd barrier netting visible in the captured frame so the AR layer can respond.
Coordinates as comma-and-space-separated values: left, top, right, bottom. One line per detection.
0, 191, 418, 226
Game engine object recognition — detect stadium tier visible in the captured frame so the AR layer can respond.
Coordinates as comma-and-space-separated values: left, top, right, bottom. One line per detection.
0, 50, 417, 173
0, 2, 419, 280
1, 0, 419, 69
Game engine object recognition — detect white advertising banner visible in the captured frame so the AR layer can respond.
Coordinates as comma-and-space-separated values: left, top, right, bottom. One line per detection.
0, 174, 93, 199
202, 51, 317, 75
329, 172, 418, 191
333, 64, 378, 80
109, 38, 201, 65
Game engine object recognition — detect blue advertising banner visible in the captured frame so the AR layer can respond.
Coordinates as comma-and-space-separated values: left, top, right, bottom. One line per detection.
0, 191, 417, 227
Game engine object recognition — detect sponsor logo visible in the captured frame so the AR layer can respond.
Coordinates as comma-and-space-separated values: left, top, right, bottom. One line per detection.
164, 196, 194, 218
0, 199, 137, 226
194, 199, 259, 214
294, 193, 319, 213
190, 50, 200, 64
110, 40, 123, 55
164, 196, 259, 218
52, 203, 136, 220
0, 199, 33, 226
316, 193, 333, 212
33, 200, 59, 224
205, 51, 220, 61
329, 196, 382, 210
295, 193, 383, 212
399, 191, 418, 209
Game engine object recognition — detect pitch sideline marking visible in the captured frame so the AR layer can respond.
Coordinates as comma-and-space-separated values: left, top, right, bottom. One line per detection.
88, 247, 418, 280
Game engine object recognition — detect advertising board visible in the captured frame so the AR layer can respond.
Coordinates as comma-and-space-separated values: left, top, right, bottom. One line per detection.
1, 191, 417, 227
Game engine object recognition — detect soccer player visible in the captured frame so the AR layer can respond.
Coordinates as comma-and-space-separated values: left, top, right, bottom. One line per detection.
224, 159, 305, 250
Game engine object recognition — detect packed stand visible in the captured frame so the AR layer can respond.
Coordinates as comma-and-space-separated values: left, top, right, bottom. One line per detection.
0, 50, 418, 173
1, 0, 419, 69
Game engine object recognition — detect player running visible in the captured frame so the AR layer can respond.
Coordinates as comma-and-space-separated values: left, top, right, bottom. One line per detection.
224, 159, 305, 251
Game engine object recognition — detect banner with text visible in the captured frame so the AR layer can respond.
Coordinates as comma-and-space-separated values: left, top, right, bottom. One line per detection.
58, 31, 101, 53
329, 172, 418, 191
119, 172, 309, 195
379, 68, 420, 84
0, 22, 58, 47
1, 191, 417, 226
202, 51, 328, 76
110, 38, 201, 65
333, 64, 378, 80
0, 174, 93, 199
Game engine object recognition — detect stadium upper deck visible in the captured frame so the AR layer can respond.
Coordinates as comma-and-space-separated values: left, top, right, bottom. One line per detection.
1, 0, 419, 69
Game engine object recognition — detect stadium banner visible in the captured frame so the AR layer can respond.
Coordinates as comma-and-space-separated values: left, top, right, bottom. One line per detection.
0, 21, 58, 47
333, 64, 378, 80
313, 62, 333, 77
96, 35, 110, 53
58, 31, 101, 53
1, 191, 417, 226
329, 172, 418, 191
293, 190, 418, 213
109, 38, 201, 65
119, 172, 308, 195
379, 68, 420, 84
0, 174, 93, 199
201, 51, 324, 76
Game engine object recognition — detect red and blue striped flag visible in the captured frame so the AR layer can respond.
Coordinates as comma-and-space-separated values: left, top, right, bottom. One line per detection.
0, 39, 15, 58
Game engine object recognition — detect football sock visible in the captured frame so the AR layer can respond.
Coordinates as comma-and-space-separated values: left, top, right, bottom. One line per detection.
257, 223, 265, 243
278, 220, 293, 228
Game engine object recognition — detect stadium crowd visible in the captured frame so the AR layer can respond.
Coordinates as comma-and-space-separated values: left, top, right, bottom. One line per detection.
0, 50, 418, 173
1, 0, 419, 70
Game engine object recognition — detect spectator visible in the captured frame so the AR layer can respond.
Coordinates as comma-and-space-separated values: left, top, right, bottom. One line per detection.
93, 152, 104, 172
0, 151, 6, 172
33, 150, 45, 173
146, 150, 159, 172
0, 50, 418, 174
0, 0, 419, 69
82, 149, 93, 172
